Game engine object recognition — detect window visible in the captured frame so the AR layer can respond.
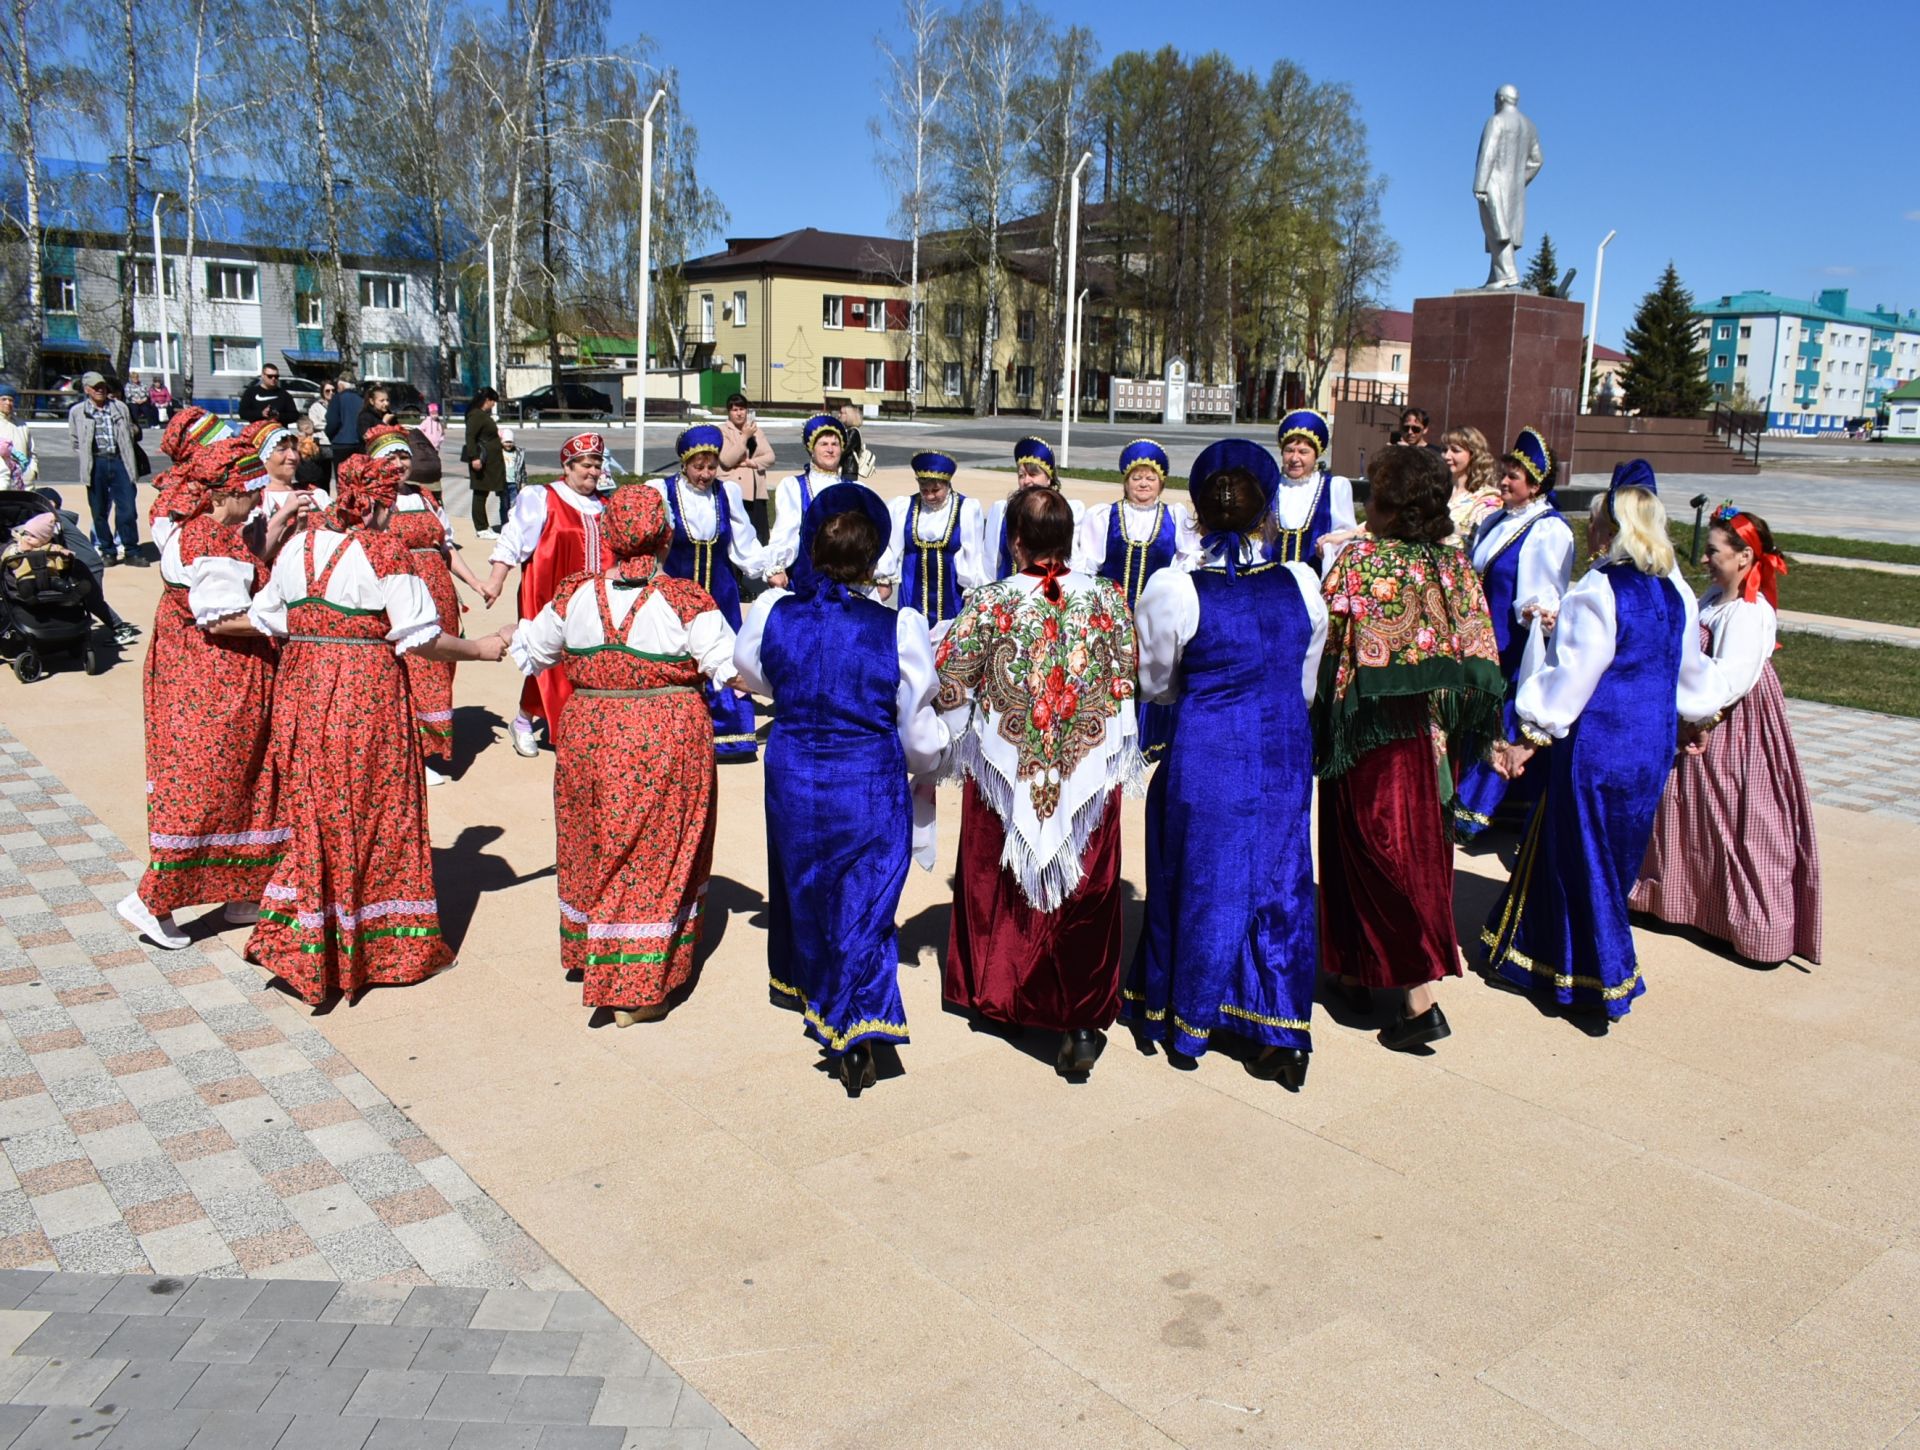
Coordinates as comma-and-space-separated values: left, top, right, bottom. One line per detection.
1740, 325, 1752, 340
1737, 354, 1749, 367
868, 302, 886, 333
1716, 324, 1731, 340
910, 302, 924, 335
1087, 316, 1106, 347
1016, 309, 1035, 343
1118, 318, 1134, 348
128, 258, 178, 298
865, 359, 885, 391
1390, 352, 1404, 371
44, 275, 76, 313
942, 361, 962, 397
360, 346, 407, 381
912, 359, 925, 397
129, 333, 180, 372
1713, 354, 1730, 369
1014, 364, 1035, 398
359, 273, 405, 310
822, 357, 843, 389
295, 292, 324, 327
944, 303, 964, 339
732, 353, 747, 377
822, 295, 844, 329
732, 290, 748, 325
206, 264, 257, 302
210, 336, 261, 374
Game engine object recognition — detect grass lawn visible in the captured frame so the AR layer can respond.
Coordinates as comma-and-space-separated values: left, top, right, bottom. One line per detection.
1772, 636, 1920, 718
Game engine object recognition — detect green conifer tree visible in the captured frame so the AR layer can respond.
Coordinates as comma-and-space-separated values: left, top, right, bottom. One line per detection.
1522, 234, 1560, 294
1619, 262, 1715, 418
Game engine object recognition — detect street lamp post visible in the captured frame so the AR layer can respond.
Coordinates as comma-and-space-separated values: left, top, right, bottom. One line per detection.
634, 86, 667, 476
485, 222, 501, 394
1072, 286, 1089, 428
1058, 150, 1093, 468
1581, 228, 1617, 416
149, 192, 172, 410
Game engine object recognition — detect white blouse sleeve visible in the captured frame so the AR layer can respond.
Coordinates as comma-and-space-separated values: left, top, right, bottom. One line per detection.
1514, 514, 1575, 621
1329, 474, 1358, 533
723, 482, 770, 579
1072, 504, 1110, 576
731, 588, 788, 696
765, 476, 805, 572
956, 497, 992, 591
378, 568, 443, 655
1133, 567, 1199, 704
883, 497, 912, 596
1674, 582, 1732, 726
1171, 504, 1204, 567
153, 516, 179, 555
508, 602, 568, 675
1513, 568, 1616, 741
687, 607, 740, 686
490, 485, 550, 566
1285, 561, 1330, 705
895, 609, 950, 778
1707, 596, 1775, 706
247, 570, 290, 639
186, 556, 257, 629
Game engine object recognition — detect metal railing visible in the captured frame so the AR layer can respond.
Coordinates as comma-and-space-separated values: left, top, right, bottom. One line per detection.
1707, 403, 1765, 468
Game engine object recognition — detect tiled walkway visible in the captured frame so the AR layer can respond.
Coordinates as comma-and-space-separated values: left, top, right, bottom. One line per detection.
0, 1268, 746, 1448
1787, 698, 1920, 825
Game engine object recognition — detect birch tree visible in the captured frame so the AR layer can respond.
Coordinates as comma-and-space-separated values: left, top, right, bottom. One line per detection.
872, 0, 951, 416
0, 0, 60, 387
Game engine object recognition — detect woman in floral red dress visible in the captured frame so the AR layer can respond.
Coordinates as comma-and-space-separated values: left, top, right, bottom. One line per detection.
508, 485, 742, 1024
118, 436, 285, 950
365, 425, 487, 783
243, 452, 508, 1006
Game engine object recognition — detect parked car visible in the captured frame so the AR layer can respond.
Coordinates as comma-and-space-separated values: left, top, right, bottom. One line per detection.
278, 376, 324, 406
509, 382, 614, 422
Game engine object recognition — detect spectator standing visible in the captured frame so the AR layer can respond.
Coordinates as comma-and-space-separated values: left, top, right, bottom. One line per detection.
124, 374, 153, 427
716, 392, 777, 538
239, 363, 300, 425
362, 384, 398, 433
293, 417, 332, 490
311, 380, 335, 431
1400, 405, 1444, 458
466, 387, 507, 536
0, 385, 40, 487
837, 402, 874, 481
67, 370, 147, 566
324, 375, 367, 463
499, 426, 526, 517
419, 402, 447, 452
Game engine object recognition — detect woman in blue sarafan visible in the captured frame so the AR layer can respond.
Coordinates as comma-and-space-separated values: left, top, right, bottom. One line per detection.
1071, 439, 1198, 763
885, 450, 989, 635
732, 483, 948, 1094
1124, 440, 1328, 1087
1480, 481, 1730, 1027
1267, 409, 1357, 567
647, 425, 770, 762
985, 435, 1084, 580
1449, 427, 1574, 838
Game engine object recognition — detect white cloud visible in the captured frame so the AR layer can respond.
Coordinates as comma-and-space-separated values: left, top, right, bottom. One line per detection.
1821, 266, 1858, 277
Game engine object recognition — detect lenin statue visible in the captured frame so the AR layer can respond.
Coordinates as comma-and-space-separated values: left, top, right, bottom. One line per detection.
1474, 85, 1543, 289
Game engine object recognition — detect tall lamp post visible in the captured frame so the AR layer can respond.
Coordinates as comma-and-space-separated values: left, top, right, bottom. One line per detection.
633, 85, 667, 476
1581, 228, 1617, 415
1057, 149, 1093, 468
485, 222, 501, 394
1072, 286, 1089, 427
149, 192, 173, 411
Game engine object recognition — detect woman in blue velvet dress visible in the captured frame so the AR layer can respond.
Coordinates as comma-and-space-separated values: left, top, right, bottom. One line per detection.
1481, 482, 1729, 1025
1125, 440, 1328, 1086
733, 484, 948, 1094
1072, 439, 1197, 764
1450, 427, 1574, 839
985, 436, 1084, 581
649, 425, 769, 762
1267, 409, 1357, 566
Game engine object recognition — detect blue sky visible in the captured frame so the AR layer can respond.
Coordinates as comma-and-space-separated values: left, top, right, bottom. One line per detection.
620, 0, 1917, 344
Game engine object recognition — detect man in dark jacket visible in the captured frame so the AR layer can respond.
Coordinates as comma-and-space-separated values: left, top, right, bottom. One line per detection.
324, 375, 367, 464
465, 388, 507, 536
239, 363, 300, 424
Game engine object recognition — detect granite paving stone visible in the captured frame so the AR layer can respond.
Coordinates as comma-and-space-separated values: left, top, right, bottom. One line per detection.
94, 1359, 209, 1410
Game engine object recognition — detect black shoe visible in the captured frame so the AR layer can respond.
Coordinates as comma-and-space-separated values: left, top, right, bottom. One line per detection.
102, 552, 120, 567
1379, 1004, 1451, 1052
837, 1043, 876, 1096
1249, 1046, 1309, 1089
1056, 1028, 1104, 1076
123, 551, 150, 568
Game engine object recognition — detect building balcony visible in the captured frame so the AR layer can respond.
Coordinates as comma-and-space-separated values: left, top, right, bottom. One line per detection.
685, 322, 716, 345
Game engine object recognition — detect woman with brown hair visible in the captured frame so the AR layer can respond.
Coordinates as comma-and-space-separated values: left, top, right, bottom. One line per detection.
1315, 445, 1505, 1051
937, 486, 1141, 1077
733, 484, 947, 1095
1440, 424, 1501, 544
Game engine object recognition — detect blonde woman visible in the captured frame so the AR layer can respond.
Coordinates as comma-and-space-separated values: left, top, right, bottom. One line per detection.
1480, 480, 1730, 1028
1440, 425, 1501, 544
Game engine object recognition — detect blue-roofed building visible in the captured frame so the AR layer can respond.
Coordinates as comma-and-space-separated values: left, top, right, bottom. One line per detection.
2, 159, 480, 403
1694, 288, 1920, 436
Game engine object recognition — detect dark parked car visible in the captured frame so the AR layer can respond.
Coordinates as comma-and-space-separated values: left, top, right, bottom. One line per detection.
509, 382, 614, 422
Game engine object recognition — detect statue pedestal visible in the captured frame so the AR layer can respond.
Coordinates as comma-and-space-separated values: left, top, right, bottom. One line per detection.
1410, 291, 1585, 474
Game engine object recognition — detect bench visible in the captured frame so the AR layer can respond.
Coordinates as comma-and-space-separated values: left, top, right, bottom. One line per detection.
877, 399, 914, 418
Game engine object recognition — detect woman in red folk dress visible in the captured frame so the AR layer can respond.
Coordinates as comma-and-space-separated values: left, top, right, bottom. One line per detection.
365, 425, 488, 784
507, 485, 742, 1024
243, 452, 508, 1007
482, 432, 613, 757
117, 437, 286, 950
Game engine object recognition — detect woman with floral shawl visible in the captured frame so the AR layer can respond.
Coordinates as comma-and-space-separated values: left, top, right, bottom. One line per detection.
937, 485, 1142, 1078
1315, 446, 1504, 1052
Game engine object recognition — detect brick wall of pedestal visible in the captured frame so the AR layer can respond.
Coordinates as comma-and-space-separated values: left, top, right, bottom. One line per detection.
1409, 292, 1585, 479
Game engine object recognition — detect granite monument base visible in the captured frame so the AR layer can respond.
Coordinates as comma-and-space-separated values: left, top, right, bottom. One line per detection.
1410, 290, 1585, 475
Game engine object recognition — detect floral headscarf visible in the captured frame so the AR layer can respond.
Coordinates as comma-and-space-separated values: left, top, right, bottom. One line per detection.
164, 437, 259, 523
601, 483, 670, 584
330, 452, 407, 529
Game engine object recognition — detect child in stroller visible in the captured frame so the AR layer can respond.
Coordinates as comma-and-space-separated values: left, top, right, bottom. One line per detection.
0, 488, 134, 681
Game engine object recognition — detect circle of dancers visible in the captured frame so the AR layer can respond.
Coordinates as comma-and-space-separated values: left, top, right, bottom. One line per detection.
102, 403, 1822, 1095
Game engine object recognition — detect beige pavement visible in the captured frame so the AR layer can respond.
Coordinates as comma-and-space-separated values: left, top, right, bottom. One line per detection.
6, 466, 1919, 1448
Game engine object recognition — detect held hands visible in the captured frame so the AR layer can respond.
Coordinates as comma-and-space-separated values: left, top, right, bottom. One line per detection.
1491, 740, 1536, 780
479, 578, 504, 608
473, 633, 507, 663
768, 570, 789, 590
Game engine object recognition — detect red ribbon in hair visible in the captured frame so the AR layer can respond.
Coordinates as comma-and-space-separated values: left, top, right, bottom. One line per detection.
1721, 509, 1788, 610
1020, 560, 1067, 603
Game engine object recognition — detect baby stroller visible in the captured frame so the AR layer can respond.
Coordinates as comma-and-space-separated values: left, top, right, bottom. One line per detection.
0, 488, 107, 682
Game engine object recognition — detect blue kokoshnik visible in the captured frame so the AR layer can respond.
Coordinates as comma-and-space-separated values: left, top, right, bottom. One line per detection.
900, 493, 968, 627
1124, 562, 1317, 1056
1100, 502, 1179, 762
760, 585, 913, 1055
1451, 507, 1563, 836
661, 474, 757, 759
1481, 565, 1687, 1019
1267, 475, 1335, 565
